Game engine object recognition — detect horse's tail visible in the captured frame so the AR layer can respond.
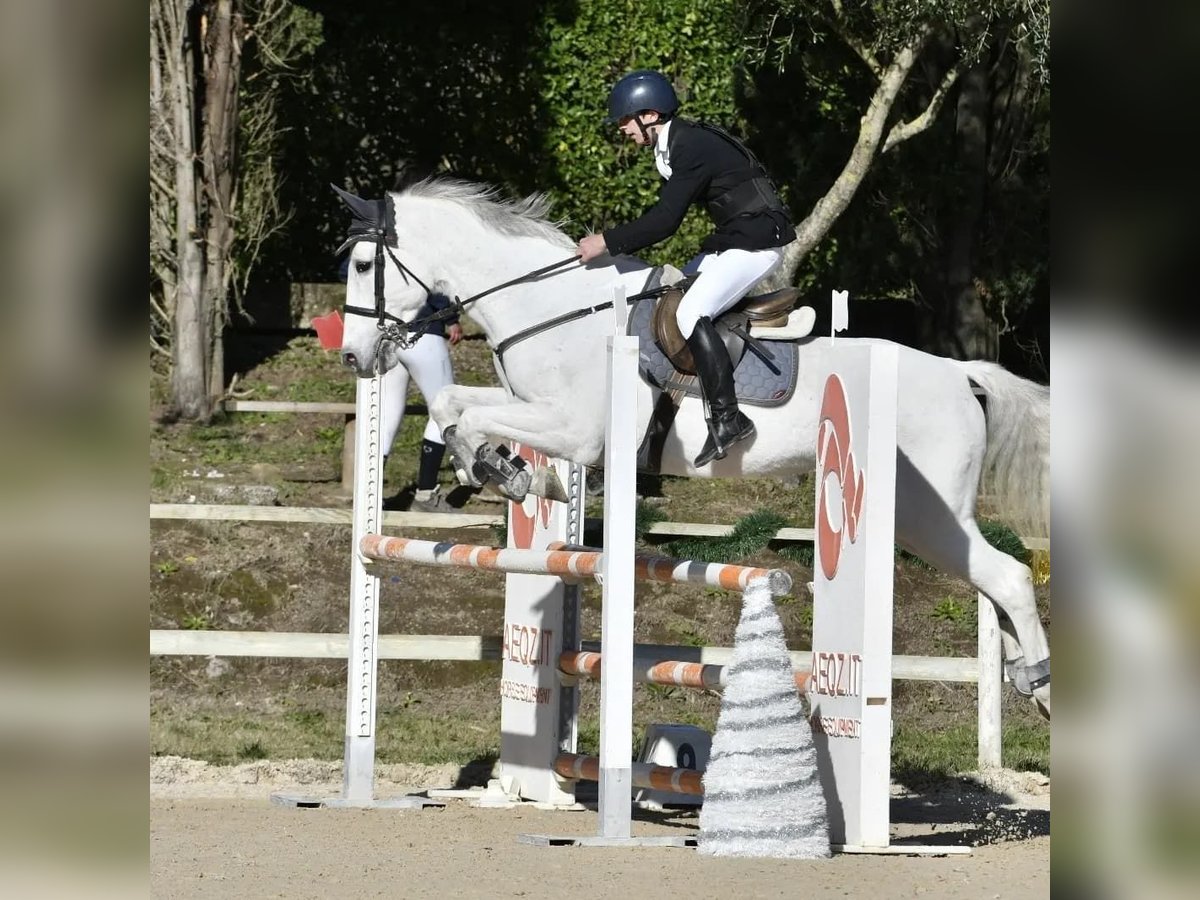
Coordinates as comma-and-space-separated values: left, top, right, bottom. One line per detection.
955, 360, 1050, 538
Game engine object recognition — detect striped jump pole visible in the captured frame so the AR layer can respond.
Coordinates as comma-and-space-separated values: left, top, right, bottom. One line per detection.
554, 752, 704, 797
559, 650, 811, 693
359, 534, 792, 595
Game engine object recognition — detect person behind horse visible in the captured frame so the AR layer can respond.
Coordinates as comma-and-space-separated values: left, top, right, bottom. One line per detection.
576, 69, 795, 467
340, 255, 463, 511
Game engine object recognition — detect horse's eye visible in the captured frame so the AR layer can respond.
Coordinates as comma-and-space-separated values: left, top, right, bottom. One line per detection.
355, 260, 371, 274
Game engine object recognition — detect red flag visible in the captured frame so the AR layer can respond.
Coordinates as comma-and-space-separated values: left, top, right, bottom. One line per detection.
312, 310, 344, 350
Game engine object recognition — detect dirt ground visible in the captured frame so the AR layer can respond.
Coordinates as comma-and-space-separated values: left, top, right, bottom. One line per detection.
150, 758, 1049, 899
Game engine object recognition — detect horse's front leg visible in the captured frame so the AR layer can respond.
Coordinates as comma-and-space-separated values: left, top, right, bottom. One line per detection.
429, 385, 510, 490
454, 400, 605, 503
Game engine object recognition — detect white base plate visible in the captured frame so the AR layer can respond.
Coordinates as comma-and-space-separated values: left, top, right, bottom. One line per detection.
833, 843, 973, 856
519, 833, 696, 848
270, 792, 444, 810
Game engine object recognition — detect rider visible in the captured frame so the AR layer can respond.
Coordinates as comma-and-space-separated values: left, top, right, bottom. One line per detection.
577, 69, 795, 467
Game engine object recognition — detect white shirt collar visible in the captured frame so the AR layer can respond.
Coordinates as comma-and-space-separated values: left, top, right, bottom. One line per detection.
654, 119, 673, 179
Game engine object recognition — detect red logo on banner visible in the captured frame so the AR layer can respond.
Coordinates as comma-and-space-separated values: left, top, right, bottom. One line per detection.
509, 444, 554, 550
816, 375, 866, 580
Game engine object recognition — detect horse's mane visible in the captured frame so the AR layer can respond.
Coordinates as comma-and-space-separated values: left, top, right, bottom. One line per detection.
397, 177, 575, 249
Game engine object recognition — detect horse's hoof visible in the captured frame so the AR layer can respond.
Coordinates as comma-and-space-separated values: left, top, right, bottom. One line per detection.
529, 466, 568, 503
490, 468, 531, 503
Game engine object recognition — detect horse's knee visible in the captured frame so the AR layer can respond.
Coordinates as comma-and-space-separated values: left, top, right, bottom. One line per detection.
429, 395, 455, 430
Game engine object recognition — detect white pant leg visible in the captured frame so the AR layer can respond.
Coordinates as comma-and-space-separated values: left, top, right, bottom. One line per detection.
380, 360, 411, 453
397, 332, 456, 444
676, 247, 785, 338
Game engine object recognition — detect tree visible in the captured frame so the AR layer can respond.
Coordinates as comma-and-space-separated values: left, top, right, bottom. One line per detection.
150, 0, 320, 419
150, 0, 243, 419
744, 1, 1049, 360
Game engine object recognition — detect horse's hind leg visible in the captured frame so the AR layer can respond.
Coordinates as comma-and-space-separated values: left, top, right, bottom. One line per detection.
896, 460, 1050, 717
903, 517, 1051, 716
965, 531, 1051, 716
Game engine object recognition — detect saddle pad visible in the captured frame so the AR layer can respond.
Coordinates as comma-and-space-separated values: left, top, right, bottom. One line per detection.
628, 297, 798, 407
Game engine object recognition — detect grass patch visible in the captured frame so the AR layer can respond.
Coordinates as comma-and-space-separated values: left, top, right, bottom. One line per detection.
151, 706, 503, 767
153, 706, 1047, 779
892, 722, 1049, 779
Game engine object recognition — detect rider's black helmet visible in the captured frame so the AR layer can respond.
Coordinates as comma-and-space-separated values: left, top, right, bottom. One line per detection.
605, 70, 679, 124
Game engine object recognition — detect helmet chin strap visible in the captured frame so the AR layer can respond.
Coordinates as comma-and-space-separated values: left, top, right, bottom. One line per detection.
635, 112, 671, 148
635, 116, 653, 144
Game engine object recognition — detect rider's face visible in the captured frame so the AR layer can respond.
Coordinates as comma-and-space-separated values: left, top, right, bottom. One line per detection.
618, 111, 660, 146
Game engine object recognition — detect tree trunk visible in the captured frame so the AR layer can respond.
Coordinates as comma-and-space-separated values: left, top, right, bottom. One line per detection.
933, 55, 997, 359
201, 0, 243, 400
170, 0, 211, 419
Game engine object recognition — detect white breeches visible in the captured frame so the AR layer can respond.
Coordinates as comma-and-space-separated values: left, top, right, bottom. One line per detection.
677, 247, 785, 338
380, 332, 456, 451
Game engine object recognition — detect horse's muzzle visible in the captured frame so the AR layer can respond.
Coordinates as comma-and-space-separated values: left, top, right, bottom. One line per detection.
341, 350, 374, 378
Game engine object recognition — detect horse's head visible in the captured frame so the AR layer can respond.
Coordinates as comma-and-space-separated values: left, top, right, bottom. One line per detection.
332, 184, 438, 377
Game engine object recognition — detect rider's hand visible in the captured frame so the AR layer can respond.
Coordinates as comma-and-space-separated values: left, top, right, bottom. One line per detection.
577, 233, 608, 263
447, 323, 464, 345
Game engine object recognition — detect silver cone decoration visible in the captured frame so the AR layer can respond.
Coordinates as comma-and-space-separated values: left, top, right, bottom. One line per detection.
698, 576, 831, 859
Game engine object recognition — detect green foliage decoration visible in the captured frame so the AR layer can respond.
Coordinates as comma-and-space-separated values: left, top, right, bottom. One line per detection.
665, 509, 789, 562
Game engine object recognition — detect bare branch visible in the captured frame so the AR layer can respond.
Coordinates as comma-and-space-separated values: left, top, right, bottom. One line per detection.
881, 58, 965, 153
149, 162, 175, 198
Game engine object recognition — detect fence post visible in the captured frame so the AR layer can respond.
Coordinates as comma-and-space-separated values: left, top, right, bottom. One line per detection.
977, 592, 1003, 769
597, 283, 638, 840
340, 414, 357, 496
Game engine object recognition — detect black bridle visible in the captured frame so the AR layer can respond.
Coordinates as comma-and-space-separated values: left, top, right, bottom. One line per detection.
339, 200, 439, 347
340, 203, 582, 350
332, 187, 673, 364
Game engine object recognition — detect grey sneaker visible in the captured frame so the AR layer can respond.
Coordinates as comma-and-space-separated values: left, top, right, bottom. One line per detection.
410, 486, 450, 513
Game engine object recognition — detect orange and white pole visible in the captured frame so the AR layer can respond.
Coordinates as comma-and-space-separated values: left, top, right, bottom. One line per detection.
559, 650, 811, 693
359, 534, 792, 595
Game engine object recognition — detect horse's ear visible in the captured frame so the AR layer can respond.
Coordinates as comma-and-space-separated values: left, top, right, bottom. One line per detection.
330, 183, 376, 221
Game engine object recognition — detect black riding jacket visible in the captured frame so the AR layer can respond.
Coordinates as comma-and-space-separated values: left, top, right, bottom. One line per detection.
602, 118, 795, 257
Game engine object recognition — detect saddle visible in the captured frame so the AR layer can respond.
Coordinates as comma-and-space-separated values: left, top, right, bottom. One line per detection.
651, 281, 803, 375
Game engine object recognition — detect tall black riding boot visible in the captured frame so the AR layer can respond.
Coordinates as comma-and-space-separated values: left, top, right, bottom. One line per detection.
687, 317, 755, 467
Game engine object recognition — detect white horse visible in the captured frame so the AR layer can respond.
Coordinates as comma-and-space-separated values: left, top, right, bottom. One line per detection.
335, 178, 1051, 715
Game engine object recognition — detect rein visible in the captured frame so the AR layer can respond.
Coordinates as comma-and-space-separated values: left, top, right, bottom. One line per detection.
343, 215, 582, 350
492, 282, 673, 364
